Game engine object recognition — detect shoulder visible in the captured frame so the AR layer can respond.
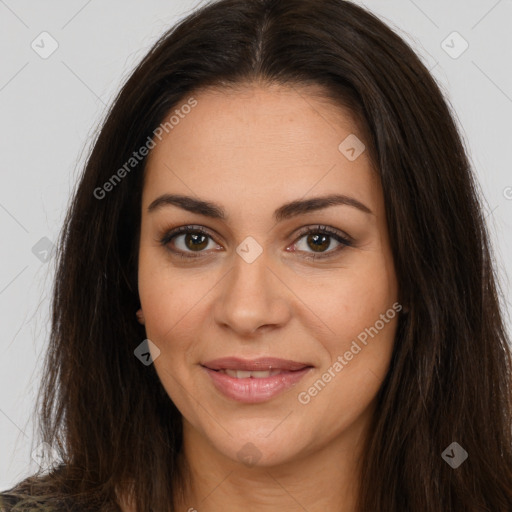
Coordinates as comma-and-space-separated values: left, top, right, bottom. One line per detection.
0, 493, 16, 511
0, 490, 50, 511
0, 468, 76, 511
0, 481, 121, 512
0, 466, 65, 511
0, 485, 65, 511
0, 465, 122, 511
0, 489, 110, 511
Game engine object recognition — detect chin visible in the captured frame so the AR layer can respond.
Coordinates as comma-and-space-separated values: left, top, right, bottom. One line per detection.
209, 431, 305, 469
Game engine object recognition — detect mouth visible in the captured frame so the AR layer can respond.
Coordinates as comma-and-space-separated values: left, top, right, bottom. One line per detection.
202, 356, 313, 373
201, 357, 314, 403
212, 368, 291, 378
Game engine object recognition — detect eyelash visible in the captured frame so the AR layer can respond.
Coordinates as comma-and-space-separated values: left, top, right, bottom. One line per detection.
158, 224, 353, 261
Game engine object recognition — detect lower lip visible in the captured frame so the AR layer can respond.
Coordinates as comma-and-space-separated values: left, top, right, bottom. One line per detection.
202, 366, 313, 403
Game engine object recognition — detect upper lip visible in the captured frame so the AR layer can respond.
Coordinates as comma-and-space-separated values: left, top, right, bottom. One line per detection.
202, 357, 312, 371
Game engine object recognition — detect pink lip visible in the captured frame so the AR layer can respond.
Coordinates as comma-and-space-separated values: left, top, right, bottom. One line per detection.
201, 357, 314, 404
202, 357, 311, 372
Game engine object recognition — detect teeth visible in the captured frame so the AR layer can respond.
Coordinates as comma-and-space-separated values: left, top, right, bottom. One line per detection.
222, 369, 283, 378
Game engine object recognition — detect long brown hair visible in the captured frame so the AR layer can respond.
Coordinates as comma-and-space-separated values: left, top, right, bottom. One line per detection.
2, 0, 512, 510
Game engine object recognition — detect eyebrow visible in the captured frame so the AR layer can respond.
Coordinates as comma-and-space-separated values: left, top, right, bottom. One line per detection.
147, 193, 373, 221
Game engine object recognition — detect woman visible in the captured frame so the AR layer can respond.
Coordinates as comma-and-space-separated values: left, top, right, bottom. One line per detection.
1, 0, 511, 510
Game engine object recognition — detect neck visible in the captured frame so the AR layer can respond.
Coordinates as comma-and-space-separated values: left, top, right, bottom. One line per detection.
173, 413, 372, 512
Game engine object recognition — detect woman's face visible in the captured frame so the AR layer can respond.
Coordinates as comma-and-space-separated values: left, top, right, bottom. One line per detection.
138, 83, 399, 467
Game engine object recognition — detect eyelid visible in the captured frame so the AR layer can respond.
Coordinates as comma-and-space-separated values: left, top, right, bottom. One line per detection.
157, 225, 221, 259
288, 225, 353, 261
158, 223, 353, 260
293, 224, 353, 244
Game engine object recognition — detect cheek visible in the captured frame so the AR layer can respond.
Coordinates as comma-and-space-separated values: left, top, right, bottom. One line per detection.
293, 260, 398, 402
296, 309, 398, 439
138, 251, 207, 339
137, 264, 201, 399
293, 261, 397, 343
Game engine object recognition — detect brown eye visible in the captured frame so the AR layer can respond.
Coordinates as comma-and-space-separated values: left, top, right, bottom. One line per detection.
291, 225, 353, 260
160, 225, 219, 258
305, 233, 331, 252
181, 232, 209, 251
159, 224, 352, 261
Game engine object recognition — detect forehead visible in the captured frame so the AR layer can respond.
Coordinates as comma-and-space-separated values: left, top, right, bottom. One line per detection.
142, 83, 380, 215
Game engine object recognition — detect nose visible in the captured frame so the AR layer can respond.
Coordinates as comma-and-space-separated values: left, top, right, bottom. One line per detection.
212, 247, 292, 338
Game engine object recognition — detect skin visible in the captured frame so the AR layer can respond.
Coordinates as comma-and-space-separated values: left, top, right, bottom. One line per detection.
132, 82, 399, 512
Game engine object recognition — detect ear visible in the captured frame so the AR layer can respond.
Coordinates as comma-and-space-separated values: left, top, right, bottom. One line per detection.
136, 308, 145, 325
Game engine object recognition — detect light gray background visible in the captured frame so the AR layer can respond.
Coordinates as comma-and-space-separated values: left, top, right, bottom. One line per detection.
1, 0, 511, 490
